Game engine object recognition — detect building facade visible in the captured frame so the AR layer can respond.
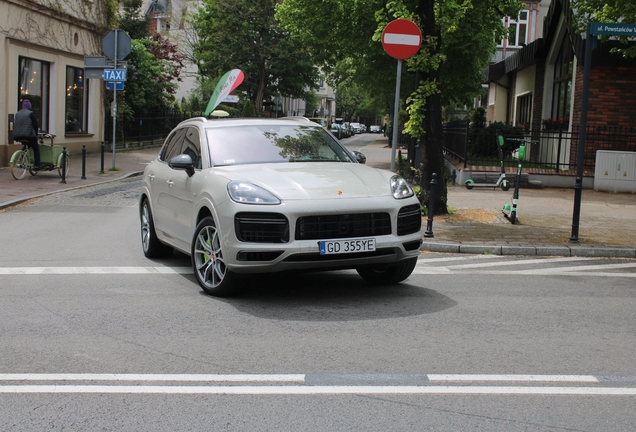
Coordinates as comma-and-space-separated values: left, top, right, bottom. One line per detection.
1, 0, 110, 167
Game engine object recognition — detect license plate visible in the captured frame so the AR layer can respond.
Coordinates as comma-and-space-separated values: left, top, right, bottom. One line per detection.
319, 238, 376, 255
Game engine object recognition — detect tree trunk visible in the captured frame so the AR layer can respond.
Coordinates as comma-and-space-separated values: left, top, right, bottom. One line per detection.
417, 0, 448, 215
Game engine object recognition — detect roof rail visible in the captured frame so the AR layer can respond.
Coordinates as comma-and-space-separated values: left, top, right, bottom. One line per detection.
177, 116, 208, 126
279, 116, 311, 122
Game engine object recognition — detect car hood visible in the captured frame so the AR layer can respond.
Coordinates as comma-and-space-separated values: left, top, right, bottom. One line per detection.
212, 163, 393, 200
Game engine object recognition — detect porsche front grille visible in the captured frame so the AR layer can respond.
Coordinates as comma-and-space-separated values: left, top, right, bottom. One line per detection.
295, 213, 391, 240
235, 212, 289, 243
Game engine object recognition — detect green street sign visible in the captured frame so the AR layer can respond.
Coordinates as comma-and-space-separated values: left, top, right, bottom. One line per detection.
590, 22, 636, 36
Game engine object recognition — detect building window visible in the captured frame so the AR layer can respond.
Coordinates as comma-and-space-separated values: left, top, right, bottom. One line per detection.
18, 57, 50, 132
516, 93, 532, 129
550, 36, 573, 125
65, 66, 88, 133
498, 10, 529, 48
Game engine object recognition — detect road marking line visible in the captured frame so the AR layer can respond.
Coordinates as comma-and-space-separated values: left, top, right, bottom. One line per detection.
0, 374, 304, 382
0, 373, 605, 383
443, 257, 590, 270
482, 271, 636, 277
1, 385, 634, 395
418, 255, 503, 263
0, 267, 192, 275
427, 374, 599, 382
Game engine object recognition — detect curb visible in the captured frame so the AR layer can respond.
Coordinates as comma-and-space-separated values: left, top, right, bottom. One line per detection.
421, 242, 636, 258
0, 171, 143, 211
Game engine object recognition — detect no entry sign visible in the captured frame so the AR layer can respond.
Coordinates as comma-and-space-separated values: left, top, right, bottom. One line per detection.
382, 19, 422, 59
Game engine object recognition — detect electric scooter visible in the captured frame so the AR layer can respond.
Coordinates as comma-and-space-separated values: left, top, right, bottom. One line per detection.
502, 138, 533, 224
464, 133, 510, 191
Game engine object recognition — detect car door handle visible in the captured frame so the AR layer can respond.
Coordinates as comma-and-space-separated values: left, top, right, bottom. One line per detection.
167, 180, 174, 187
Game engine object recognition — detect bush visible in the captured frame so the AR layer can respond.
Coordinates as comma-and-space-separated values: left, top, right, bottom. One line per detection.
468, 120, 524, 159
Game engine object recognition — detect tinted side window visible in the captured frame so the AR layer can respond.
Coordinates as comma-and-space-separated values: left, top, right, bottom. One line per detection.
162, 128, 187, 162
181, 127, 202, 169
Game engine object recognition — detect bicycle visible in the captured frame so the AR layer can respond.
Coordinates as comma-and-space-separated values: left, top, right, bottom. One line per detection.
10, 133, 69, 180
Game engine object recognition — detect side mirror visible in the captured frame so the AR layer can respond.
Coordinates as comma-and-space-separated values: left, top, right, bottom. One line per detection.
352, 150, 366, 164
169, 154, 195, 177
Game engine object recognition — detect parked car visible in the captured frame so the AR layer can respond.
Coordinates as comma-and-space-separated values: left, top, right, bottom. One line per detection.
140, 117, 422, 296
370, 125, 381, 133
330, 123, 344, 139
350, 122, 362, 134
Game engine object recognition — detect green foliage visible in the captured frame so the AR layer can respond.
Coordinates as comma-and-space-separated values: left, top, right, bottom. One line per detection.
118, 0, 150, 39
192, 0, 320, 109
572, 0, 636, 58
468, 121, 524, 159
241, 100, 259, 118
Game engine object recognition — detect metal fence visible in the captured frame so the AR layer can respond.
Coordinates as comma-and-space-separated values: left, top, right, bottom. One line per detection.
443, 120, 636, 172
104, 111, 205, 150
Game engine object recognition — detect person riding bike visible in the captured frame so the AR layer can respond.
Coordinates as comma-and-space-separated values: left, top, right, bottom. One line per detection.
14, 99, 41, 170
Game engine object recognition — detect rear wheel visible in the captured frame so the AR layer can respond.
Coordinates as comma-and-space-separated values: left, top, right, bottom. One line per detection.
356, 257, 418, 285
465, 180, 474, 190
140, 198, 173, 258
11, 151, 29, 180
58, 154, 70, 178
500, 180, 510, 191
192, 217, 236, 297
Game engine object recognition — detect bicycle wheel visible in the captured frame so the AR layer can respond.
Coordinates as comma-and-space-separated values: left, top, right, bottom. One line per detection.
58, 154, 70, 178
11, 151, 30, 180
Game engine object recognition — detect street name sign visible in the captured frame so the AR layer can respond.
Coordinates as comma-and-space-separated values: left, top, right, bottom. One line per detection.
590, 22, 636, 35
103, 69, 127, 82
382, 19, 422, 60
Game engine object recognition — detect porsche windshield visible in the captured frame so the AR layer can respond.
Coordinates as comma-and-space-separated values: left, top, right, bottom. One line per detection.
205, 125, 353, 166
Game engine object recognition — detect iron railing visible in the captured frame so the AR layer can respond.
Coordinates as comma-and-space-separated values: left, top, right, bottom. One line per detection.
104, 111, 205, 150
443, 120, 636, 172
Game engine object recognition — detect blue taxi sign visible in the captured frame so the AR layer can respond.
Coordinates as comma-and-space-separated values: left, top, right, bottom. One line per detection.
103, 68, 127, 82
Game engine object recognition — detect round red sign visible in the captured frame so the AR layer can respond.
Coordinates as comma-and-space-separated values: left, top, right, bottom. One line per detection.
381, 19, 422, 60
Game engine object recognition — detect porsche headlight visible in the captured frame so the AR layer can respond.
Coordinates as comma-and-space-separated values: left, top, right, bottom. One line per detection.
228, 181, 281, 205
390, 175, 414, 199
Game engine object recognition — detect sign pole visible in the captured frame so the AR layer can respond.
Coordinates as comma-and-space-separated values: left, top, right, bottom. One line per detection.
112, 30, 118, 170
390, 59, 402, 172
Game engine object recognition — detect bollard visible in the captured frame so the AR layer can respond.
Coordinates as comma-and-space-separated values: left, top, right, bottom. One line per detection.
60, 147, 67, 184
81, 145, 86, 180
100, 142, 105, 174
452, 169, 457, 185
424, 173, 437, 238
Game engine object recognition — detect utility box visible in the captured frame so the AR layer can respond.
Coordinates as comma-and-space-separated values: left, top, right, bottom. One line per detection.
594, 150, 636, 193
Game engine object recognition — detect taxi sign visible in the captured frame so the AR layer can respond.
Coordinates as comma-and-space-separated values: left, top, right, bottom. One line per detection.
103, 69, 127, 82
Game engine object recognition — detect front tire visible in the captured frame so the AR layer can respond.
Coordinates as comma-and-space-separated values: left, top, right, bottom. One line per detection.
140, 198, 173, 258
356, 257, 418, 285
11, 151, 29, 180
192, 216, 236, 297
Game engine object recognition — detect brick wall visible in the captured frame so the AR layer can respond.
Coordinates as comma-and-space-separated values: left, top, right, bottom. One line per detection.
570, 65, 636, 167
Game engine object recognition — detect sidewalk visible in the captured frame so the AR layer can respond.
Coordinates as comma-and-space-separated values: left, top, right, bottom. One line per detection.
1, 139, 634, 258
0, 146, 159, 210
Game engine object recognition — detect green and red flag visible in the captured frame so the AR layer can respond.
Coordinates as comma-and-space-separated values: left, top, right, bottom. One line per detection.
205, 69, 245, 116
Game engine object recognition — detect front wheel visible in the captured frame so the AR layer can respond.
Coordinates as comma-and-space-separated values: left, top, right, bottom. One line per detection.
57, 154, 70, 178
192, 217, 236, 297
11, 151, 30, 180
356, 257, 418, 285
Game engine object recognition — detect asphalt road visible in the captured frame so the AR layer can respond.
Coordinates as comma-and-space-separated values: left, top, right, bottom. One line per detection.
1, 176, 635, 431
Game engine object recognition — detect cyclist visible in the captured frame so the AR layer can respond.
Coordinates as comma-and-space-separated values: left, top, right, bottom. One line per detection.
14, 99, 41, 170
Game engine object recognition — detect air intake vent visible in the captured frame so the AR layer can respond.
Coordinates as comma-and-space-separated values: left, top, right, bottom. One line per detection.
235, 213, 289, 243
397, 204, 422, 236
295, 213, 391, 240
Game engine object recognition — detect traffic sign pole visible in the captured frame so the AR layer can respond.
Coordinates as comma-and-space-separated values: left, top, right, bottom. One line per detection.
390, 60, 402, 172
112, 30, 119, 170
381, 19, 422, 172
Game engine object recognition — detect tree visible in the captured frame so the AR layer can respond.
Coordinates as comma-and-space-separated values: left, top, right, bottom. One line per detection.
277, 0, 522, 214
118, 0, 150, 40
191, 0, 320, 110
572, 0, 636, 58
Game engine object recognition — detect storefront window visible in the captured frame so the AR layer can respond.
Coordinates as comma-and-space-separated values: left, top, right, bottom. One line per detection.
65, 66, 88, 133
18, 57, 50, 132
